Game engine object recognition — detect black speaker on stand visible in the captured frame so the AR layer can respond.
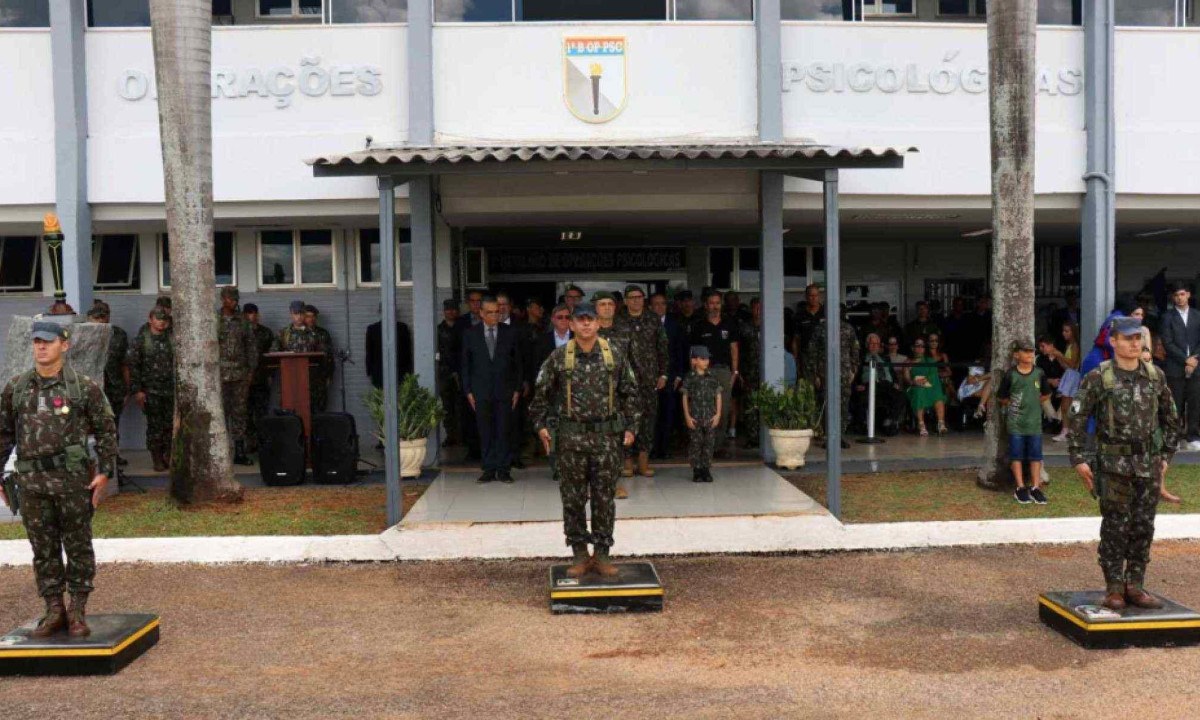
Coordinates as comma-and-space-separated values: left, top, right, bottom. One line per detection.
312, 412, 359, 485
259, 413, 306, 486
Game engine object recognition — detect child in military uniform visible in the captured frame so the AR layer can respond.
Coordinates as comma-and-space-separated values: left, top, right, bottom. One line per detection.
682, 345, 722, 483
996, 339, 1050, 505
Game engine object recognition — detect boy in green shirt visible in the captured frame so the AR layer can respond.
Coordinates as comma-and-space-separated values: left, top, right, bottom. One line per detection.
996, 338, 1051, 504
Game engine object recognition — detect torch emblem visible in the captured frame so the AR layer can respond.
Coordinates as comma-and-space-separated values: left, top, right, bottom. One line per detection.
564, 36, 627, 124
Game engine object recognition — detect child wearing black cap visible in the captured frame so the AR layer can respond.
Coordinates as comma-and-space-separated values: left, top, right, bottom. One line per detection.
682, 345, 721, 482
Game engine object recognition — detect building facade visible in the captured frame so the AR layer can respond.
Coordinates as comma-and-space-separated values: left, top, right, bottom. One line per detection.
0, 0, 1196, 449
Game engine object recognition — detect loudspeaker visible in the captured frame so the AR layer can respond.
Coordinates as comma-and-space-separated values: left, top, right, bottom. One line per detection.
259, 413, 306, 486
312, 412, 359, 485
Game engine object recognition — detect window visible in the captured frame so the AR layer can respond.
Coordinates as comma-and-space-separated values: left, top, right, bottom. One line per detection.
782, 0, 855, 20
0, 237, 42, 293
464, 247, 487, 287
159, 232, 236, 289
437, 0, 751, 21
863, 0, 914, 15
0, 0, 50, 26
87, 0, 150, 26
436, 0, 510, 21
1038, 0, 1080, 25
331, 0, 406, 22
92, 235, 140, 291
257, 0, 321, 18
711, 246, 825, 291
708, 248, 734, 290
674, 0, 752, 19
1034, 244, 1080, 297
259, 230, 336, 287
356, 228, 413, 286
1116, 0, 1178, 26
521, 0, 664, 20
736, 248, 760, 291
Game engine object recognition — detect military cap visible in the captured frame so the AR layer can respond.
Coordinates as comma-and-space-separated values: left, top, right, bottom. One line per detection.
525, 297, 543, 308
303, 304, 319, 315
572, 302, 598, 319
623, 285, 645, 297
289, 300, 306, 314
443, 298, 459, 310
86, 300, 110, 319
1010, 338, 1035, 352
151, 307, 170, 322
591, 290, 615, 303
674, 289, 693, 301
31, 321, 68, 342
612, 291, 623, 302
243, 303, 260, 314
565, 284, 583, 295
1110, 316, 1144, 336
690, 345, 710, 359
220, 286, 239, 300
155, 295, 172, 309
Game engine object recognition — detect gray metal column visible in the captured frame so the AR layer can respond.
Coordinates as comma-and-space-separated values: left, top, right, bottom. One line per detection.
822, 170, 842, 519
759, 171, 785, 462
1081, 0, 1116, 343
755, 0, 783, 142
379, 177, 402, 526
50, 0, 92, 311
408, 0, 434, 144
410, 176, 439, 463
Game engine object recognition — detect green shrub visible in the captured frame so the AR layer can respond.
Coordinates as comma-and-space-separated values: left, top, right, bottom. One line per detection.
747, 380, 821, 430
363, 375, 445, 442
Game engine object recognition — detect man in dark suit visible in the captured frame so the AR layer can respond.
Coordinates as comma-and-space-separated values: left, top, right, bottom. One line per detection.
365, 304, 414, 390
531, 303, 573, 386
461, 296, 523, 482
650, 292, 687, 458
1161, 282, 1200, 448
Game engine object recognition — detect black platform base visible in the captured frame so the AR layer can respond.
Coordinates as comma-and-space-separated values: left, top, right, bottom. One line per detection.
0, 614, 159, 676
1039, 591, 1200, 649
549, 562, 664, 614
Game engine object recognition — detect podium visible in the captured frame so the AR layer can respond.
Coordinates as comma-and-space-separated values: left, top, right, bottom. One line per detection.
264, 351, 324, 453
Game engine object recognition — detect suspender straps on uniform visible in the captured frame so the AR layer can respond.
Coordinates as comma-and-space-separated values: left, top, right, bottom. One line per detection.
563, 337, 615, 419
1097, 359, 1163, 455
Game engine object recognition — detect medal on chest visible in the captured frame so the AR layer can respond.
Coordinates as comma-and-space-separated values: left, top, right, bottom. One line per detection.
52, 396, 70, 415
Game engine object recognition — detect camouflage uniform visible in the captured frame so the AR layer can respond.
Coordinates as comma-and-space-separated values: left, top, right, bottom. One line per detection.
529, 339, 640, 548
247, 323, 277, 453
1068, 360, 1181, 594
682, 371, 721, 471
279, 324, 325, 413
0, 366, 117, 597
128, 328, 176, 459
612, 311, 669, 454
806, 320, 861, 435
738, 319, 761, 438
217, 311, 259, 444
102, 325, 129, 428
311, 325, 335, 412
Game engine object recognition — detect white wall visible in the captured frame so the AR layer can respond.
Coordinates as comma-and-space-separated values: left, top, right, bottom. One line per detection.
0, 30, 55, 207
85, 25, 408, 205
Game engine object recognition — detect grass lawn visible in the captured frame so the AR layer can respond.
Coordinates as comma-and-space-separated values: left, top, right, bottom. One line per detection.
0, 483, 428, 540
788, 465, 1200, 524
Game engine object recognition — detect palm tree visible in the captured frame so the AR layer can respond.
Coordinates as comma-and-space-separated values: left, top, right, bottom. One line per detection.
979, 0, 1038, 489
149, 0, 243, 503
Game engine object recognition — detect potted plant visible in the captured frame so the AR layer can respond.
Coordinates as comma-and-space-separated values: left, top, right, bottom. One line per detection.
364, 375, 445, 477
747, 380, 821, 470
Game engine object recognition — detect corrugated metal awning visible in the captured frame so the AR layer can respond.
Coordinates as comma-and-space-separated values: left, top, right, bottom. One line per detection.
307, 143, 913, 177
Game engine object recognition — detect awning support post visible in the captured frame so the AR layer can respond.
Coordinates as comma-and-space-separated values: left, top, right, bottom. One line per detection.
823, 169, 842, 520
379, 176, 402, 526
759, 171, 785, 462
410, 176, 440, 465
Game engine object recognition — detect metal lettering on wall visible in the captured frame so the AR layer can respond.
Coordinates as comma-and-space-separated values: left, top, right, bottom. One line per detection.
489, 248, 684, 275
782, 51, 1082, 96
118, 55, 383, 109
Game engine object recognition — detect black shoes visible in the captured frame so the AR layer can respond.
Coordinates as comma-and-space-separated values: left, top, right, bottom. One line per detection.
498, 471, 515, 484
476, 471, 495, 484
692, 468, 713, 483
1014, 486, 1032, 504
1030, 487, 1048, 505
511, 459, 527, 470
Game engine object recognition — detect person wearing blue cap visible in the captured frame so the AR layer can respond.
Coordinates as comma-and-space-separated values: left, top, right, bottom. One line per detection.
1068, 315, 1181, 611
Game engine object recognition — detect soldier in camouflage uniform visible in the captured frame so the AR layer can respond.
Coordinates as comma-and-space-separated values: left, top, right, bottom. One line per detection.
279, 300, 325, 414
612, 285, 669, 477
87, 300, 129, 467
217, 287, 259, 465
129, 307, 176, 471
243, 303, 277, 455
304, 305, 334, 413
806, 311, 861, 447
737, 298, 763, 449
682, 346, 721, 483
0, 321, 117, 639
1069, 316, 1181, 611
531, 302, 640, 579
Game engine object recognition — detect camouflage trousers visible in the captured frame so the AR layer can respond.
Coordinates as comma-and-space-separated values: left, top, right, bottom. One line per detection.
246, 383, 271, 453
1098, 473, 1160, 593
688, 424, 717, 471
144, 392, 174, 459
221, 380, 249, 444
20, 485, 95, 597
558, 435, 622, 548
629, 386, 658, 455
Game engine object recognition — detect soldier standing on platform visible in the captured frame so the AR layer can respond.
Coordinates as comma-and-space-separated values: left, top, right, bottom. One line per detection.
304, 305, 334, 412
0, 321, 117, 639
1069, 317, 1181, 611
87, 300, 129, 468
530, 303, 640, 579
806, 309, 861, 449
217, 287, 258, 465
128, 308, 175, 471
243, 303, 277, 455
279, 300, 324, 413
437, 299, 463, 446
612, 285, 668, 477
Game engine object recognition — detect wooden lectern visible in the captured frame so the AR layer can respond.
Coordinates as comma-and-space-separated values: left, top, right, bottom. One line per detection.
264, 351, 325, 451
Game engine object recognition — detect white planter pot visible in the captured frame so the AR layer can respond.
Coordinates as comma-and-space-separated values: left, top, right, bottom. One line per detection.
768, 428, 814, 470
399, 438, 427, 478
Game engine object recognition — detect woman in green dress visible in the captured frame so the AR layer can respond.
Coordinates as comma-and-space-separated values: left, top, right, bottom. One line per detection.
904, 337, 947, 436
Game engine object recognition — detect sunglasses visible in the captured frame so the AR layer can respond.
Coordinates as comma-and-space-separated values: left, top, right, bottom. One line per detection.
913, 343, 926, 348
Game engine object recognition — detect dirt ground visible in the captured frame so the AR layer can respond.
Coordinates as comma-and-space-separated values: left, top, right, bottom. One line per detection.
5, 543, 1200, 719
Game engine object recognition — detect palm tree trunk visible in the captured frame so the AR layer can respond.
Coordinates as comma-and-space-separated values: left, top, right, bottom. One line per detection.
149, 0, 243, 504
979, 0, 1038, 489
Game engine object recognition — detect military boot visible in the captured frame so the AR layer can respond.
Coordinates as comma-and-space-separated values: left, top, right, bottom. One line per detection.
566, 544, 592, 579
233, 441, 253, 466
636, 452, 655, 477
621, 457, 634, 478
1102, 590, 1127, 611
67, 592, 90, 637
591, 546, 620, 578
31, 594, 68, 638
1125, 585, 1164, 609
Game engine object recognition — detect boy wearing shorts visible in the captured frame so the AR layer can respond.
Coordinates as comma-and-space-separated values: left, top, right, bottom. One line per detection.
997, 338, 1050, 504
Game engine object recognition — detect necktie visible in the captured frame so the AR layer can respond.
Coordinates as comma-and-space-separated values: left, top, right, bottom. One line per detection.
486, 327, 496, 359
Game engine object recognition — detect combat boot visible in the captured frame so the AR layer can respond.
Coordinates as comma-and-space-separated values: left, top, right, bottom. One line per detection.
1102, 591, 1127, 611
233, 441, 253, 466
1125, 585, 1164, 609
67, 592, 90, 637
636, 452, 655, 477
591, 546, 620, 579
31, 594, 67, 638
621, 457, 634, 478
566, 544, 592, 579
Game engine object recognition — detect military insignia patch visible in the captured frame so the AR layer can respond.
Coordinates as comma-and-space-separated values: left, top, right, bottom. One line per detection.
563, 36, 627, 124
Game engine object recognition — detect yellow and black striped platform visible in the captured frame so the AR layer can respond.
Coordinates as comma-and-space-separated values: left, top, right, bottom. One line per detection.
550, 562, 664, 614
0, 614, 159, 676
1039, 591, 1200, 649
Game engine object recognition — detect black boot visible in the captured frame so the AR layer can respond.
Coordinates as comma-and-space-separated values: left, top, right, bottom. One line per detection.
703, 468, 714, 483
692, 468, 703, 483
233, 441, 252, 466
